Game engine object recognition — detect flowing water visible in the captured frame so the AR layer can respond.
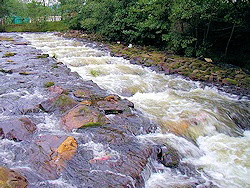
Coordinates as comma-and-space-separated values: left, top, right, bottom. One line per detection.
20, 33, 250, 188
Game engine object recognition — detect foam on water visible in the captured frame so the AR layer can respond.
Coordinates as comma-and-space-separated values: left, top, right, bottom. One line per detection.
36, 114, 61, 132
195, 131, 250, 188
0, 139, 23, 165
145, 171, 201, 188
80, 141, 119, 161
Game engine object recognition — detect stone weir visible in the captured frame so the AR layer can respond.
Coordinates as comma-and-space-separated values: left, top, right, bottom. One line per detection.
0, 33, 195, 188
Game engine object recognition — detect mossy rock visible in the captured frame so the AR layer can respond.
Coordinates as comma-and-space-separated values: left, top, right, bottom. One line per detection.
54, 94, 77, 108
224, 78, 238, 85
44, 81, 55, 88
2, 52, 16, 57
39, 94, 77, 114
241, 77, 250, 87
235, 74, 246, 79
36, 54, 49, 58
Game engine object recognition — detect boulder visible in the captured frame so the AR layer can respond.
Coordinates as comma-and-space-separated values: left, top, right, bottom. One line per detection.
97, 94, 134, 115
153, 145, 180, 168
0, 166, 28, 188
0, 117, 37, 141
61, 104, 108, 131
39, 94, 78, 114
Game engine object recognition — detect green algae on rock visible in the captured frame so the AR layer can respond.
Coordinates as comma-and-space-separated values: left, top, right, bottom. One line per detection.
79, 122, 103, 128
36, 54, 49, 58
2, 52, 16, 58
44, 81, 55, 88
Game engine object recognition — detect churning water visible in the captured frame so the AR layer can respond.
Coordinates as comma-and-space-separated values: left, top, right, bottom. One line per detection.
21, 33, 250, 188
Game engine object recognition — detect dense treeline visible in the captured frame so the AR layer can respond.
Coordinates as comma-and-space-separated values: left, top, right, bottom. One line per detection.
1, 0, 249, 68
59, 0, 250, 69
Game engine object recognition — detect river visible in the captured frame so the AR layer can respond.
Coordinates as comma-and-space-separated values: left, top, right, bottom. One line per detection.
19, 32, 250, 188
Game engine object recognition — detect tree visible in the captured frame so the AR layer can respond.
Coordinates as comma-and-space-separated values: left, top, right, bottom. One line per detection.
26, 1, 52, 26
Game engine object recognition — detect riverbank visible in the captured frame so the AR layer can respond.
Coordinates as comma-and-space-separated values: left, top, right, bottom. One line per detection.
59, 30, 250, 99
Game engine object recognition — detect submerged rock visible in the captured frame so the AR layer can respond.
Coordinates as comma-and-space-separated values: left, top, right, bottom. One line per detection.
0, 166, 28, 188
0, 117, 37, 141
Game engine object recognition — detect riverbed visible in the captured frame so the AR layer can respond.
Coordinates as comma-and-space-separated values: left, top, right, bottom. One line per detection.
1, 32, 249, 188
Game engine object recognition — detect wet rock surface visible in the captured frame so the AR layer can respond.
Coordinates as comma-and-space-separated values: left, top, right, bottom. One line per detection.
0, 33, 161, 187
0, 117, 36, 141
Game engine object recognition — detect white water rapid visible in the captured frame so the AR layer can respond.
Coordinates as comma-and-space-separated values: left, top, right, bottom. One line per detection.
21, 33, 250, 188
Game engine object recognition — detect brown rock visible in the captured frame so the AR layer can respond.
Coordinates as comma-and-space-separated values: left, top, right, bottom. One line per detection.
97, 95, 134, 115
61, 104, 107, 131
0, 166, 28, 188
0, 117, 37, 141
53, 136, 77, 161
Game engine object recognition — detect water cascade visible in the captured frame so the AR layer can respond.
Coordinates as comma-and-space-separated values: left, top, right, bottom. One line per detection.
15, 33, 250, 187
